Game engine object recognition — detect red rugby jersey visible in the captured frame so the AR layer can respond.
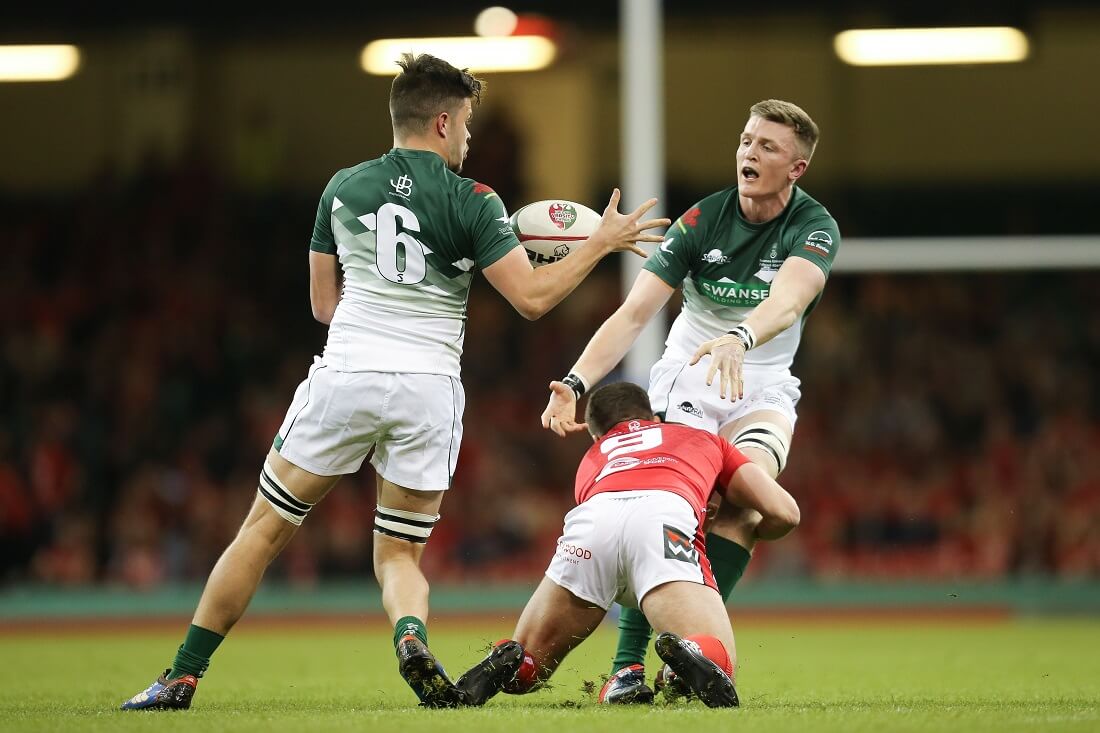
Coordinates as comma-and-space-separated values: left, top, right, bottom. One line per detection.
574, 419, 750, 524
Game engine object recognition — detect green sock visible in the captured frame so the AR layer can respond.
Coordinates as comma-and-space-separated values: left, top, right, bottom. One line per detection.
707, 532, 752, 601
393, 616, 428, 648
610, 606, 653, 675
169, 624, 225, 679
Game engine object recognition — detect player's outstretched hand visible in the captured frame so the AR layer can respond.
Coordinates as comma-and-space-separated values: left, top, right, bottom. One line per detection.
541, 381, 588, 438
690, 335, 747, 401
595, 188, 670, 258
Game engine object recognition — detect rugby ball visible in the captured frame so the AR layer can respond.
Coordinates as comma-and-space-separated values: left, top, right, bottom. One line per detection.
510, 200, 602, 267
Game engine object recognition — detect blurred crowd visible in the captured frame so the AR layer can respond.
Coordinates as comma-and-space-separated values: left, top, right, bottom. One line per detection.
1, 161, 1098, 590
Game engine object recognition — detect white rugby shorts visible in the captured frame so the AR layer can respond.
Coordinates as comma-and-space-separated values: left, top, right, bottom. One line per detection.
273, 357, 464, 489
648, 356, 801, 434
545, 490, 717, 610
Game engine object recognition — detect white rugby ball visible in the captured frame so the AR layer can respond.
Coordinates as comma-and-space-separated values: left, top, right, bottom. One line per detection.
510, 199, 601, 267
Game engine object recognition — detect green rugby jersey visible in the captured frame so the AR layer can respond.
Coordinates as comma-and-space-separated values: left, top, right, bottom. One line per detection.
310, 148, 519, 377
644, 186, 840, 371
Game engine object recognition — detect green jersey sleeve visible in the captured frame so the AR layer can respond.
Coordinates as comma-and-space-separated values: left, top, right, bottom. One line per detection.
460, 181, 520, 268
787, 216, 841, 277
310, 169, 350, 255
644, 203, 706, 287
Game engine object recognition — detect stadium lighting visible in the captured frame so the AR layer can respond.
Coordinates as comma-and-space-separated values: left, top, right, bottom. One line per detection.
834, 27, 1029, 66
361, 36, 556, 74
475, 7, 519, 37
0, 45, 80, 82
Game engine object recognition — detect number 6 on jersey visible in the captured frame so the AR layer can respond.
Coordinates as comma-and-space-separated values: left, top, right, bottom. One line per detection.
361, 202, 427, 285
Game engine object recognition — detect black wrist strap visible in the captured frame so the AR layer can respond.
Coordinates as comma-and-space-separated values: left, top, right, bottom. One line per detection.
725, 324, 756, 350
561, 372, 586, 399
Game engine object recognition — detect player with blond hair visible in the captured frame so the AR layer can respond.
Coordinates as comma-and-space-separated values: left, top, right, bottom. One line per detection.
542, 99, 840, 702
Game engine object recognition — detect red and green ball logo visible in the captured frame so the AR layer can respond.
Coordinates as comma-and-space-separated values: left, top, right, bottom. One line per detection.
548, 202, 578, 230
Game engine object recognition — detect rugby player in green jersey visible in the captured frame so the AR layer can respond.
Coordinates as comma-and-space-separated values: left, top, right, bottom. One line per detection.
540, 100, 840, 704
120, 53, 669, 711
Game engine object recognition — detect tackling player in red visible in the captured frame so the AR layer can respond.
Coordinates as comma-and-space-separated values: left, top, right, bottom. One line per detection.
454, 381, 799, 708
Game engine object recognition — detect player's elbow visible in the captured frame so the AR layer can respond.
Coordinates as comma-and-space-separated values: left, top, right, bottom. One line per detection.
757, 496, 800, 540
513, 296, 550, 321
311, 301, 337, 324
772, 496, 801, 536
779, 499, 801, 532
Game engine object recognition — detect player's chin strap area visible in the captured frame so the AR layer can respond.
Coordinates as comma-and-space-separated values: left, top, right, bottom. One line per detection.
374, 505, 440, 544
732, 422, 791, 474
258, 460, 315, 526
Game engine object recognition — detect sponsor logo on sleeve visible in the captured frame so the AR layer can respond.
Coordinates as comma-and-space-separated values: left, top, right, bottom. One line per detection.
803, 230, 833, 256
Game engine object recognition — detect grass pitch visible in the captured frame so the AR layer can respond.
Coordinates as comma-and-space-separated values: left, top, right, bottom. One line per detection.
1, 617, 1097, 732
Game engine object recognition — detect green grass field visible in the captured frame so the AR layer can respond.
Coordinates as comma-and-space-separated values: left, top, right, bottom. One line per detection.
1, 617, 1097, 732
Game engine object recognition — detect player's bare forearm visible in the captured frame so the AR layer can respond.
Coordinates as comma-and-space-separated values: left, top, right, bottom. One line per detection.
520, 232, 614, 319
740, 257, 825, 347
571, 309, 646, 385
309, 251, 342, 324
725, 463, 800, 540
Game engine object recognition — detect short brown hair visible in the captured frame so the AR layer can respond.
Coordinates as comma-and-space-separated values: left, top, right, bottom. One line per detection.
390, 53, 484, 137
585, 382, 655, 437
749, 99, 819, 160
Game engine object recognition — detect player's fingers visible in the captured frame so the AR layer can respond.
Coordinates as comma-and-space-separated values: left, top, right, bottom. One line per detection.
635, 233, 667, 243
564, 421, 587, 434
723, 365, 735, 401
706, 360, 719, 387
603, 188, 621, 216
629, 198, 659, 221
636, 217, 671, 231
627, 245, 647, 258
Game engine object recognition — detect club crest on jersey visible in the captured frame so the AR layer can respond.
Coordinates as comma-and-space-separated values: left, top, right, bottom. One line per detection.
755, 248, 783, 283
390, 175, 413, 198
548, 202, 578, 230
663, 525, 699, 564
553, 243, 571, 258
